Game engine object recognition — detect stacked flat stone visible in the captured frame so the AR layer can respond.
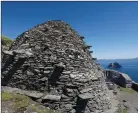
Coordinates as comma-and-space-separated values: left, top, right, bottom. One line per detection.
2, 20, 111, 113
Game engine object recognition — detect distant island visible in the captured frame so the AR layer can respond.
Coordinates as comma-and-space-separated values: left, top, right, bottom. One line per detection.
108, 62, 122, 69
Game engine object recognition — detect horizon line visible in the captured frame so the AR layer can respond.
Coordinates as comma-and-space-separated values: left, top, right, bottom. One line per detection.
97, 57, 138, 60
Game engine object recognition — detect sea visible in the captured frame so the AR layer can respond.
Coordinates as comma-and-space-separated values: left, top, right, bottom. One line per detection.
97, 58, 138, 83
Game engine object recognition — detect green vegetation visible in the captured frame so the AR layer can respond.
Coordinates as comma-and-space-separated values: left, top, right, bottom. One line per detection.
1, 35, 13, 46
120, 87, 135, 94
117, 108, 128, 113
12, 94, 29, 112
2, 91, 29, 112
29, 104, 55, 113
2, 91, 58, 113
2, 91, 14, 101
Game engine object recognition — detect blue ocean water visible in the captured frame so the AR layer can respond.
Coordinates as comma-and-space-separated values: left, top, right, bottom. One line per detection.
97, 59, 138, 82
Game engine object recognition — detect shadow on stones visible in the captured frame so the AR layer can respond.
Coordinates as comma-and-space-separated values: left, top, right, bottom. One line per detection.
48, 65, 64, 89
42, 45, 49, 52
75, 97, 88, 113
2, 57, 26, 86
22, 65, 29, 73
1, 55, 14, 72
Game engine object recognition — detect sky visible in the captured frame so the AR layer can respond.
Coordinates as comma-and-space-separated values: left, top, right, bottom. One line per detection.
2, 1, 138, 59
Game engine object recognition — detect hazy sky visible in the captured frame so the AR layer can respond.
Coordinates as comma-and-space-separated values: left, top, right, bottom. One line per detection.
2, 2, 138, 59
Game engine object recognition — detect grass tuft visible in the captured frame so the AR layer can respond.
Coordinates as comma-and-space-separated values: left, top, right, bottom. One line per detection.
2, 91, 58, 113
2, 91, 29, 112
117, 108, 128, 113
120, 87, 135, 94
1, 36, 13, 46
29, 104, 55, 113
1, 91, 13, 101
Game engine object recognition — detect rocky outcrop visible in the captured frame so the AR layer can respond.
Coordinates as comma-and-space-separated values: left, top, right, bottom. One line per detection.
105, 69, 132, 88
2, 20, 111, 113
132, 82, 138, 92
108, 62, 122, 69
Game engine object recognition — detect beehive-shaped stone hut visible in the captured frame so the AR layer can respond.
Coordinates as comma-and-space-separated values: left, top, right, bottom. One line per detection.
2, 20, 111, 113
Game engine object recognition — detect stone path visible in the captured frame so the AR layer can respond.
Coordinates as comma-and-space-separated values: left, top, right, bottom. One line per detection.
117, 87, 138, 113
104, 90, 119, 113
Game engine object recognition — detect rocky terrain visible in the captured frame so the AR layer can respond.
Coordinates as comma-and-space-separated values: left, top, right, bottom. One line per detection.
108, 62, 122, 69
117, 86, 138, 113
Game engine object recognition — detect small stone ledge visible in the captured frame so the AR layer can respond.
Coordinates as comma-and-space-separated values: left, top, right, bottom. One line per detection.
3, 50, 13, 56
42, 95, 61, 101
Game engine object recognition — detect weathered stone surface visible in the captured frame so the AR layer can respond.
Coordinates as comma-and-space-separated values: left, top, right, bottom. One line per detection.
1, 20, 111, 113
25, 92, 43, 99
3, 51, 13, 56
80, 88, 93, 93
79, 93, 94, 99
42, 95, 61, 101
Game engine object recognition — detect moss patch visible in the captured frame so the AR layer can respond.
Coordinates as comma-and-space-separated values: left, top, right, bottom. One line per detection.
29, 104, 55, 113
1, 91, 13, 101
120, 87, 135, 94
117, 108, 128, 113
1, 36, 13, 46
2, 91, 58, 113
2, 91, 29, 112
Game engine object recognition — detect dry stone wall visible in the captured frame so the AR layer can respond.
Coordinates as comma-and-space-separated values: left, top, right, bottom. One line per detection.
2, 20, 111, 113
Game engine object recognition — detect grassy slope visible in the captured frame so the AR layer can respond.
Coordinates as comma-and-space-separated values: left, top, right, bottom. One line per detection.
2, 91, 57, 113
1, 35, 13, 46
120, 87, 135, 94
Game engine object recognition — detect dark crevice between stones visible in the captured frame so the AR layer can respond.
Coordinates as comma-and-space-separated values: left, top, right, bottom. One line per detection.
42, 45, 49, 52
22, 65, 29, 73
28, 96, 41, 102
48, 65, 64, 89
1, 55, 14, 72
62, 87, 68, 96
75, 96, 88, 113
66, 85, 78, 89
41, 100, 57, 109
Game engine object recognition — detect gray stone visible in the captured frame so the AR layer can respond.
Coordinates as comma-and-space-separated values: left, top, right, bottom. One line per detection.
62, 71, 71, 74
79, 93, 94, 99
42, 95, 61, 101
34, 69, 40, 73
66, 88, 74, 93
26, 71, 34, 76
39, 77, 48, 81
44, 67, 53, 70
25, 92, 43, 99
13, 49, 25, 54
44, 71, 51, 74
3, 51, 13, 56
25, 51, 33, 57
64, 104, 72, 110
80, 88, 92, 93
